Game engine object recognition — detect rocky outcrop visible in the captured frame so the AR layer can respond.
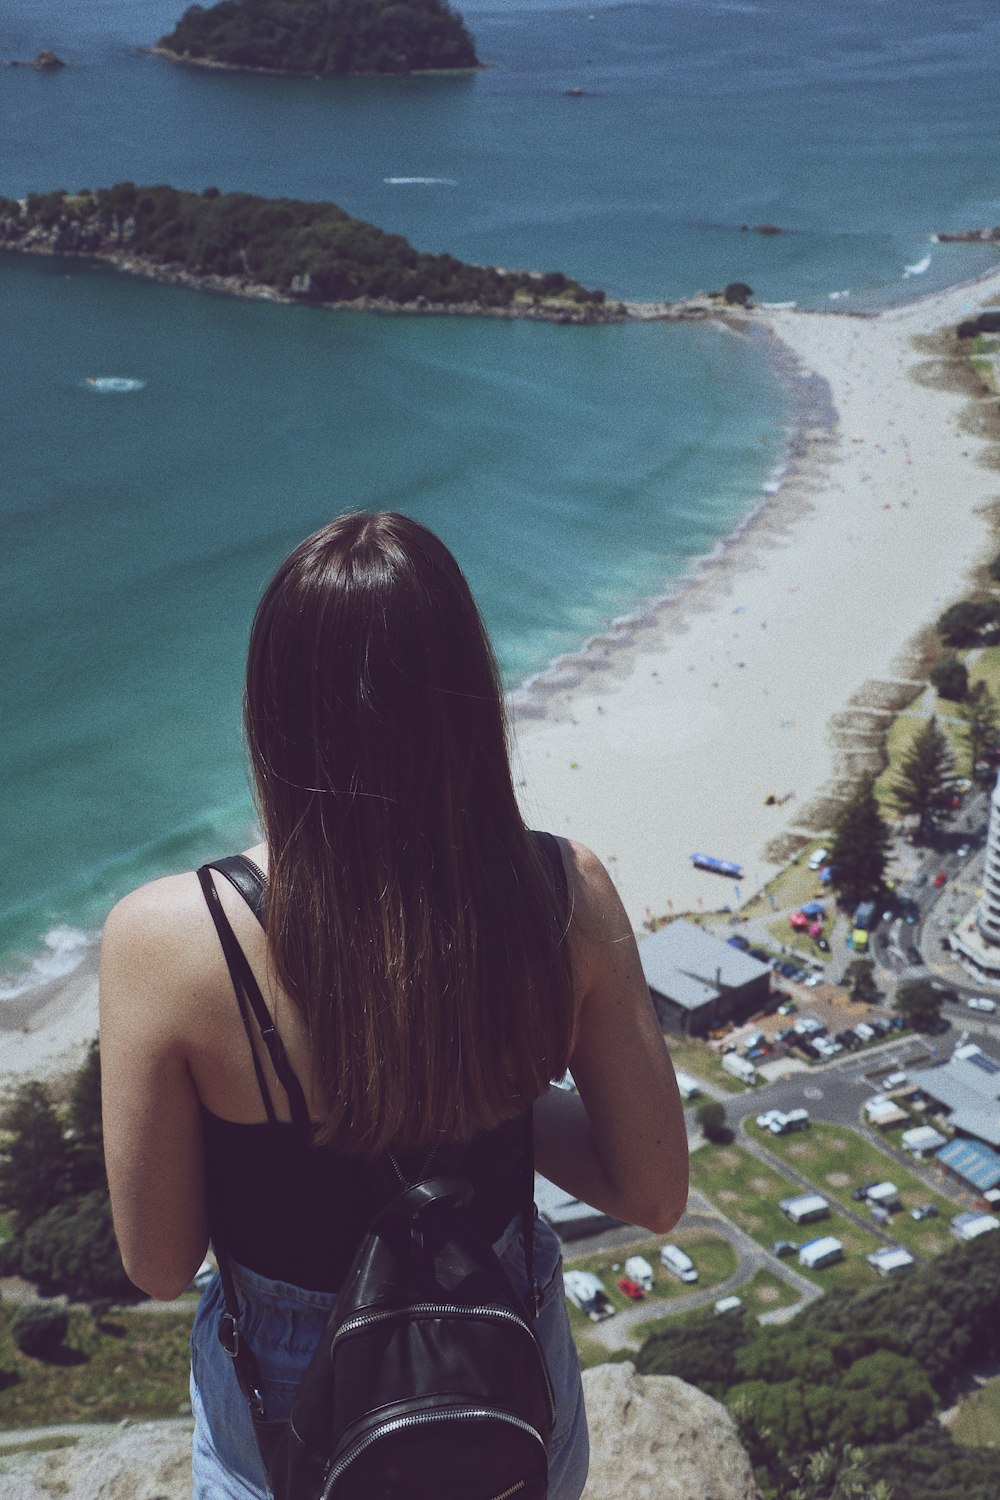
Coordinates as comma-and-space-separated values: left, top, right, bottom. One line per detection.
581, 1363, 760, 1500
8, 51, 66, 70
1, 1366, 759, 1500
739, 223, 783, 235
936, 226, 1000, 243
0, 1420, 193, 1500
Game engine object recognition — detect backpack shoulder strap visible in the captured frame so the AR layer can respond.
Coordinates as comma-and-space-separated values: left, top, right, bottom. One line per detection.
196, 862, 310, 1135
209, 853, 268, 926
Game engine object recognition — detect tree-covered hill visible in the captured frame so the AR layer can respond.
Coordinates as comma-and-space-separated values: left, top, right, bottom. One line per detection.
157, 0, 478, 76
0, 184, 615, 319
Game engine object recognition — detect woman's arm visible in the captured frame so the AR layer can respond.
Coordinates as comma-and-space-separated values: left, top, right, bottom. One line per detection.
533, 841, 688, 1234
99, 878, 210, 1301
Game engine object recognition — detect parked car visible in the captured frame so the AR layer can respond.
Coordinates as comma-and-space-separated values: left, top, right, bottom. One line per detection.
772, 1240, 798, 1257
714, 1296, 744, 1316
564, 1271, 615, 1321
617, 1276, 645, 1301
967, 996, 998, 1013
808, 848, 829, 871
851, 1181, 881, 1202
748, 947, 771, 962
933, 872, 948, 888
882, 1071, 908, 1089
957, 844, 971, 858
727, 934, 750, 951
911, 1204, 939, 1221
660, 1244, 698, 1284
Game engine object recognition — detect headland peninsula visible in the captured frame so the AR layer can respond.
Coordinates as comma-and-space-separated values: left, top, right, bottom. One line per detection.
0, 185, 617, 322
154, 0, 479, 78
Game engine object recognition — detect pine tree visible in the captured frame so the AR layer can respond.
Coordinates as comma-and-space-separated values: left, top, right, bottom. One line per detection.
829, 778, 892, 904
0, 1081, 71, 1235
890, 716, 957, 840
68, 1039, 105, 1194
958, 680, 1000, 779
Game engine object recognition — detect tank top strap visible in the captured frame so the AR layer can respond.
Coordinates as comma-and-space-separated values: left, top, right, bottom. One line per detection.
197, 862, 311, 1135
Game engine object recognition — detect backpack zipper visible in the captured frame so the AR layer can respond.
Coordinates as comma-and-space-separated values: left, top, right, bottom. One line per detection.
320, 1407, 545, 1500
330, 1302, 556, 1417
489, 1483, 527, 1500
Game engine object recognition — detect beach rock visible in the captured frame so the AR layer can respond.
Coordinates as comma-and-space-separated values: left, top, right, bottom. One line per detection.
9, 50, 66, 70
937, 226, 1000, 243
0, 1420, 194, 1500
581, 1362, 760, 1500
739, 223, 783, 234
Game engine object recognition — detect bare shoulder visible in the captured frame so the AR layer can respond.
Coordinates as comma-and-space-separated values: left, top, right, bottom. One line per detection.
555, 837, 633, 941
100, 871, 216, 999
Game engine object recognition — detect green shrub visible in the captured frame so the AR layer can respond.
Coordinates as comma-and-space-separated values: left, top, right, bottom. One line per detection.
11, 1299, 69, 1359
20, 1191, 134, 1303
930, 656, 968, 701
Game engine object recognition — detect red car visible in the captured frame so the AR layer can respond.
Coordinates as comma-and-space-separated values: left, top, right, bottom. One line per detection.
933, 871, 947, 888
617, 1277, 644, 1301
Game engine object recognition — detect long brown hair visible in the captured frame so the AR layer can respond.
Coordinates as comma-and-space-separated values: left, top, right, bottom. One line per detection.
244, 511, 576, 1152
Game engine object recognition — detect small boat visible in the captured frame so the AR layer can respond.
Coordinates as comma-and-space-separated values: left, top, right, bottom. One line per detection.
84, 376, 146, 393
690, 853, 744, 879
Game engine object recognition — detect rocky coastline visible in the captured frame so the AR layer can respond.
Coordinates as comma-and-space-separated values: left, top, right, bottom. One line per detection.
144, 44, 483, 79
0, 197, 742, 325
934, 226, 1000, 244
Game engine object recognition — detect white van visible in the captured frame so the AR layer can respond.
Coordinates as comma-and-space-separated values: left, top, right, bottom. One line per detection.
563, 1270, 615, 1321
808, 848, 829, 871
624, 1255, 655, 1293
721, 1053, 757, 1084
660, 1244, 698, 1283
713, 1295, 744, 1315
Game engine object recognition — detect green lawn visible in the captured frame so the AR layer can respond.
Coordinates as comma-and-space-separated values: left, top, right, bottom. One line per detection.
874, 711, 970, 808
968, 646, 1000, 701
748, 1120, 957, 1257
564, 1230, 739, 1325
951, 1376, 1000, 1450
665, 1036, 746, 1095
688, 1140, 885, 1290
741, 853, 830, 922
0, 1303, 193, 1428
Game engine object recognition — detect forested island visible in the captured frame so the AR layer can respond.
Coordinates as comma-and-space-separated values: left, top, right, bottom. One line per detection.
155, 0, 478, 76
0, 184, 619, 320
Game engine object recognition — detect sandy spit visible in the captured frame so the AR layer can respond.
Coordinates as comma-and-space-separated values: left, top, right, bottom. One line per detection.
511, 268, 1000, 928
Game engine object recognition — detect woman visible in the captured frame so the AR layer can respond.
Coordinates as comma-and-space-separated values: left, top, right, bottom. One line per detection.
100, 511, 688, 1500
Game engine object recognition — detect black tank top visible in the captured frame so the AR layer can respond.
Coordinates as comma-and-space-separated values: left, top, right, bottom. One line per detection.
197, 845, 561, 1293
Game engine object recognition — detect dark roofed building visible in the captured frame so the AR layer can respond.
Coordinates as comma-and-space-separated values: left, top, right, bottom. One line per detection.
639, 919, 772, 1037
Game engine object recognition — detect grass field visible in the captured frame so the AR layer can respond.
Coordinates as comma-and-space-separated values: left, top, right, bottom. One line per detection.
688, 1140, 886, 1291
563, 1228, 739, 1333
749, 1119, 957, 1256
0, 1303, 193, 1428
951, 1375, 1000, 1450
664, 1036, 748, 1095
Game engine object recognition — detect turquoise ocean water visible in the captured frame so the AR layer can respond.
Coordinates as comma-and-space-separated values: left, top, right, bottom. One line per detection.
2, 0, 999, 993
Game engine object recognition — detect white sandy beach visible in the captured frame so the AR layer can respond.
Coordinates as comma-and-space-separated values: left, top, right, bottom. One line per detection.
513, 267, 1000, 928
4, 267, 1000, 1089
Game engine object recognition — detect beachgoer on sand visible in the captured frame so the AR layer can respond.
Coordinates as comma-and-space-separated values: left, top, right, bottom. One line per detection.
99, 510, 689, 1500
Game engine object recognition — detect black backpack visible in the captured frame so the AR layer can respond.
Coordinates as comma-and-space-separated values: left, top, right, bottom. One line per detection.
197, 853, 558, 1500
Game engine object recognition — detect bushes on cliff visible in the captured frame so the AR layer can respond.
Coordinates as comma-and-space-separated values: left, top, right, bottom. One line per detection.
159, 0, 478, 75
11, 1299, 69, 1360
4, 185, 608, 311
0, 1048, 133, 1302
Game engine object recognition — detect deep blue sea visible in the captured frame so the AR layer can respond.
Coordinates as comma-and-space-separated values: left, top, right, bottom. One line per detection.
2, 0, 999, 993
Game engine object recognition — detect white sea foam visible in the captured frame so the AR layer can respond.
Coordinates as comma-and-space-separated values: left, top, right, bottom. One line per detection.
760, 301, 797, 309
828, 289, 851, 300
902, 254, 931, 278
383, 177, 458, 186
0, 926, 92, 1002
